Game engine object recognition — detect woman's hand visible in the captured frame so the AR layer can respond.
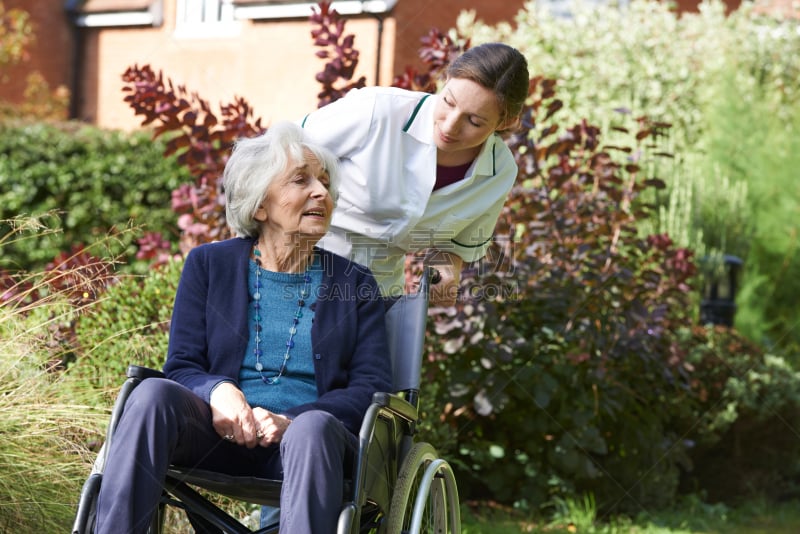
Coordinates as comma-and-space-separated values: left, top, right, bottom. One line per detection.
252, 407, 292, 446
209, 382, 261, 448
425, 249, 463, 307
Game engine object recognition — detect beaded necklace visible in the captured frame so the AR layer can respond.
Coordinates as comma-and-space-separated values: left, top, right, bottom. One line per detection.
252, 246, 311, 385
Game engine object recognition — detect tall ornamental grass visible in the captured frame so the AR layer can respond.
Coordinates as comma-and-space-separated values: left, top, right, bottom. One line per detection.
0, 221, 108, 531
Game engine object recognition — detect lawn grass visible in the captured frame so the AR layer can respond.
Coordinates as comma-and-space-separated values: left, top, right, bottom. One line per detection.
461, 496, 800, 533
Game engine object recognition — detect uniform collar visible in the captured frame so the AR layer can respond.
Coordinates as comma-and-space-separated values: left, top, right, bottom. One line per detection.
473, 134, 498, 177
402, 92, 435, 143
403, 93, 499, 178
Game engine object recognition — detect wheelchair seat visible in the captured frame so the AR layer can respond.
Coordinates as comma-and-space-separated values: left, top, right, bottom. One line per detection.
165, 466, 284, 505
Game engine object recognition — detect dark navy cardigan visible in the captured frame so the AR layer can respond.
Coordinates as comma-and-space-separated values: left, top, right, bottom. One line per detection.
163, 237, 392, 436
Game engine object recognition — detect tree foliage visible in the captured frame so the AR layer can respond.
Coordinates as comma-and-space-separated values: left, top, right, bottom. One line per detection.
310, 1, 366, 107
460, 0, 800, 354
0, 2, 32, 76
121, 65, 264, 252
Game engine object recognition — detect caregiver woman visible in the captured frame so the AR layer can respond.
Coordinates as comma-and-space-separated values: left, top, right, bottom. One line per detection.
299, 42, 529, 306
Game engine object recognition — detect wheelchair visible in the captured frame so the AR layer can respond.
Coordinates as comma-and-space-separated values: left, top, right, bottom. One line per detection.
72, 266, 460, 533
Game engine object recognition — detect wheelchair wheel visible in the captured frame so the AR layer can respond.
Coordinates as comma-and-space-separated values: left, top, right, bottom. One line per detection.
385, 443, 460, 533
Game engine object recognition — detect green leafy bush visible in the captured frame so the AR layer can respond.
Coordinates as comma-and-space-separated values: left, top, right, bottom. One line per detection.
460, 0, 800, 352
72, 258, 183, 395
697, 69, 800, 353
416, 73, 800, 514
676, 327, 800, 503
0, 119, 191, 272
418, 86, 701, 512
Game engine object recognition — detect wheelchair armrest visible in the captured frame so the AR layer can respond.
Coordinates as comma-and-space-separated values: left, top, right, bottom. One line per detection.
371, 391, 418, 423
92, 366, 165, 475
126, 365, 165, 380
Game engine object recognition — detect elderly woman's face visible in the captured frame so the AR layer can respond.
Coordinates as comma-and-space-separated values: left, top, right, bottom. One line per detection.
255, 150, 333, 242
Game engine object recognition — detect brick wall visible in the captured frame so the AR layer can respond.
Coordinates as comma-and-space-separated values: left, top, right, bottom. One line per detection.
391, 0, 525, 74
0, 1, 528, 129
0, 0, 74, 107
70, 7, 386, 129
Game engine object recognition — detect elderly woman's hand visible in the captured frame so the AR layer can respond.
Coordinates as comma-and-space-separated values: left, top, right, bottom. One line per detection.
209, 382, 261, 448
252, 407, 292, 446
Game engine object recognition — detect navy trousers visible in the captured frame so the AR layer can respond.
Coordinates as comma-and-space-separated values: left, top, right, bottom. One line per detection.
94, 378, 356, 534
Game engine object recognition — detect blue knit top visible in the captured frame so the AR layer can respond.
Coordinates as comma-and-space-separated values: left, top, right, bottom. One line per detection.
239, 258, 322, 413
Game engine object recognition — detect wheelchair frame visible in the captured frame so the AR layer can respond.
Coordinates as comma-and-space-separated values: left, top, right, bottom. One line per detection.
72, 266, 460, 534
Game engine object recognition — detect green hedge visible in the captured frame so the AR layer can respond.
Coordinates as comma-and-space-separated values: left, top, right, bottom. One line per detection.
0, 120, 191, 272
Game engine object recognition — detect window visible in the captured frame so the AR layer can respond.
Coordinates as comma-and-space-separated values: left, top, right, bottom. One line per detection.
175, 0, 241, 37
233, 1, 398, 20
75, 0, 162, 28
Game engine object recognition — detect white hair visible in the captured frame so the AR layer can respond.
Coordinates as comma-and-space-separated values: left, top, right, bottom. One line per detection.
223, 121, 340, 238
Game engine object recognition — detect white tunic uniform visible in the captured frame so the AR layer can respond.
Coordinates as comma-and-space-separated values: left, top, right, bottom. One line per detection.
301, 86, 518, 296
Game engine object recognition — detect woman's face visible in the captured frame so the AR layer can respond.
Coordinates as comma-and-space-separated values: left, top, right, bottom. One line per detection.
255, 150, 333, 243
432, 77, 507, 160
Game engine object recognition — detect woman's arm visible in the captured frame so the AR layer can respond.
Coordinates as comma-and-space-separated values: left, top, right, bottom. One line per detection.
164, 244, 248, 403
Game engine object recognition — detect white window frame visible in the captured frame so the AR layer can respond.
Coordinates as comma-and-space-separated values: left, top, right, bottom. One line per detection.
174, 0, 241, 38
234, 0, 398, 20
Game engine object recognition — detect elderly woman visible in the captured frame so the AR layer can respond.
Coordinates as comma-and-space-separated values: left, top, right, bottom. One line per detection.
93, 121, 391, 534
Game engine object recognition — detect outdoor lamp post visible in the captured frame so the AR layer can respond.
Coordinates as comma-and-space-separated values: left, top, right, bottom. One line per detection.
699, 254, 743, 327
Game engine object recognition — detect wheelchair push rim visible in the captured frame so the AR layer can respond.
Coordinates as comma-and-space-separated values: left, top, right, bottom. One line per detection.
385, 442, 460, 534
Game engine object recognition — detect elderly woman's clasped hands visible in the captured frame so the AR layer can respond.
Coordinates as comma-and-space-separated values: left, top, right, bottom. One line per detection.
210, 381, 291, 447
